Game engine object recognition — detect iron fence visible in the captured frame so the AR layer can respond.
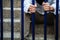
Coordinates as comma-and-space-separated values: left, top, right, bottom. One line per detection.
0, 0, 59, 40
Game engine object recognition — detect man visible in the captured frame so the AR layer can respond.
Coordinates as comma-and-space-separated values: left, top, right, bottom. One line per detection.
24, 0, 54, 13
24, 0, 55, 24
24, 0, 60, 39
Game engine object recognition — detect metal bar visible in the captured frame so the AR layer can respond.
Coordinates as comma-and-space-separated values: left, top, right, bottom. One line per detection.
0, 0, 3, 40
56, 0, 59, 40
44, 11, 47, 40
31, 14, 35, 40
44, 0, 48, 40
32, 0, 35, 40
11, 0, 14, 40
3, 8, 21, 10
3, 19, 21, 23
21, 0, 24, 40
0, 0, 1, 40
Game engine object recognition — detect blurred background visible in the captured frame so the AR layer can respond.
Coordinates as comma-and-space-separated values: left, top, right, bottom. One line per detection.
3, 0, 21, 40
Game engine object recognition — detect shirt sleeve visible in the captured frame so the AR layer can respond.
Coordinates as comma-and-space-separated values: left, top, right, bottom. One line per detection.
51, 0, 57, 15
24, 0, 32, 13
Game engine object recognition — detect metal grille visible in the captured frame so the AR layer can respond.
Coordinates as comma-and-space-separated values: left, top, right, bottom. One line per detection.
0, 0, 59, 40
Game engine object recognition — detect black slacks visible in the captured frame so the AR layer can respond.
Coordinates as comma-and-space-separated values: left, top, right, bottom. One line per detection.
34, 11, 56, 25
30, 12, 56, 34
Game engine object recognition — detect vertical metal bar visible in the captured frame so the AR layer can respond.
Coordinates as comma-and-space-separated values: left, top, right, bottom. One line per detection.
32, 0, 35, 40
44, 0, 48, 40
0, 0, 1, 40
0, 0, 3, 40
0, 7, 1, 40
11, 0, 14, 40
44, 11, 47, 40
21, 0, 24, 40
56, 0, 59, 40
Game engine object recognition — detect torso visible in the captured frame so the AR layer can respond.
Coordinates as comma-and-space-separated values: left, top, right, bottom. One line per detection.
36, 0, 43, 5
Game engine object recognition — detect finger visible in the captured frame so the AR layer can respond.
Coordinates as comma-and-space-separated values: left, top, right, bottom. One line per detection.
30, 8, 36, 11
35, 4, 37, 7
43, 7, 49, 10
44, 8, 49, 11
44, 7, 50, 11
29, 6, 36, 11
30, 10, 36, 13
30, 5, 35, 7
31, 11, 35, 13
30, 4, 37, 8
43, 4, 50, 7
42, 2, 48, 5
42, 2, 46, 5
49, 6, 54, 10
29, 7, 36, 10
30, 8, 36, 13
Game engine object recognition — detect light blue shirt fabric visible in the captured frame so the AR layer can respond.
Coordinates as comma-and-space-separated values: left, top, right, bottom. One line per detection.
51, 0, 60, 14
24, 0, 32, 13
24, 0, 60, 15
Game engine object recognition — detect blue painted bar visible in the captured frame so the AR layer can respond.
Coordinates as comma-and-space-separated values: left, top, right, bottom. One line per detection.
56, 0, 59, 40
0, 0, 1, 39
0, 0, 1, 37
21, 0, 24, 40
32, 0, 35, 40
31, 14, 35, 40
0, 0, 3, 40
44, 11, 47, 40
11, 0, 14, 40
44, 0, 48, 40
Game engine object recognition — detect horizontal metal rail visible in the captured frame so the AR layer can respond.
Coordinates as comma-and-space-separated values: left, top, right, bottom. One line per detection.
3, 8, 21, 10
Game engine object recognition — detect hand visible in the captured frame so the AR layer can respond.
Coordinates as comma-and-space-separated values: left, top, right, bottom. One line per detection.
49, 6, 54, 11
42, 2, 50, 11
28, 4, 37, 13
42, 2, 54, 11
